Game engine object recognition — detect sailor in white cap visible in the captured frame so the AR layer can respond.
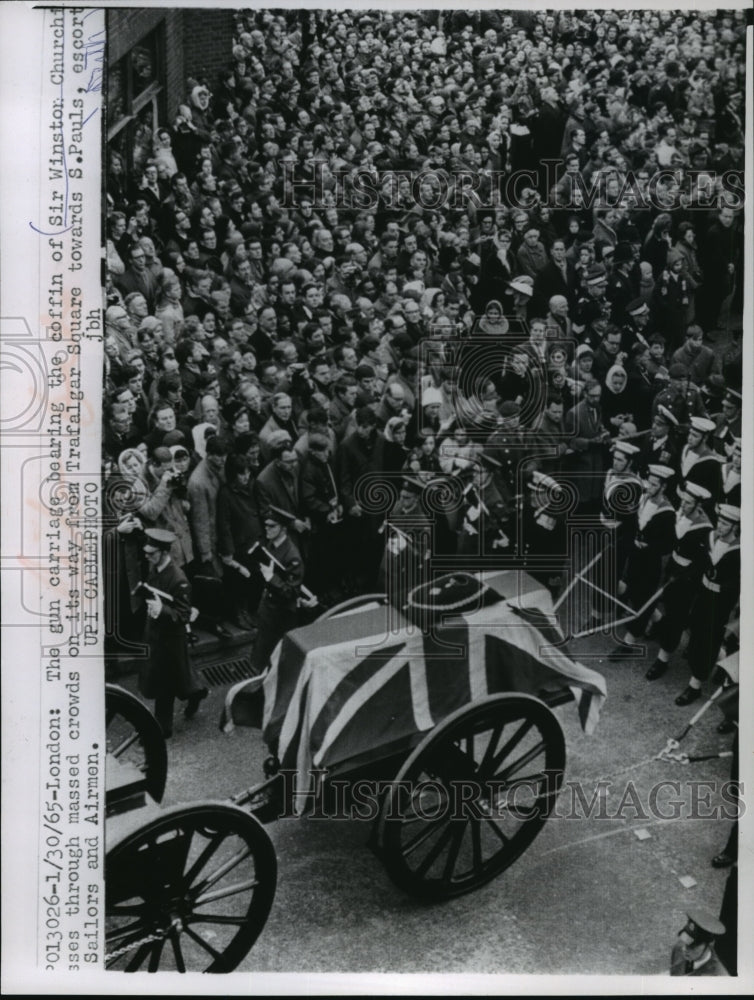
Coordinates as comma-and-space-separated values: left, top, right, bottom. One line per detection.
608, 464, 675, 659
679, 415, 722, 507
675, 504, 740, 705
599, 441, 642, 591
645, 481, 712, 680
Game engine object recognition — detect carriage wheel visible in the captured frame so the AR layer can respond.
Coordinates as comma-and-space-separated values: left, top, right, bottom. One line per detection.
379, 694, 565, 901
105, 803, 277, 973
106, 684, 168, 803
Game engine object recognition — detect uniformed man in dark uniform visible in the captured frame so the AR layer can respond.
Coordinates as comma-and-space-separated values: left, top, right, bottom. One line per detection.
678, 415, 723, 513
249, 514, 307, 675
637, 405, 680, 479
457, 454, 512, 559
599, 440, 642, 586
670, 909, 728, 976
645, 482, 711, 680
676, 504, 740, 705
619, 297, 652, 352
572, 263, 610, 343
710, 388, 742, 457
720, 437, 741, 507
377, 476, 434, 604
651, 361, 707, 425
140, 527, 207, 737
609, 464, 676, 658
485, 400, 526, 499
520, 470, 568, 595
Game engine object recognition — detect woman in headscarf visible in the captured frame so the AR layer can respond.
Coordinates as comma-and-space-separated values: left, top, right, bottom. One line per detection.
381, 416, 409, 474
601, 364, 634, 434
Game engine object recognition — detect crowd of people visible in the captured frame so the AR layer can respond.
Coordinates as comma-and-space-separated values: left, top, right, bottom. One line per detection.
102, 11, 743, 916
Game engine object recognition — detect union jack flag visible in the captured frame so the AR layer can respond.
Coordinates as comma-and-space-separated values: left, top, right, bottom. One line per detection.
224, 572, 606, 814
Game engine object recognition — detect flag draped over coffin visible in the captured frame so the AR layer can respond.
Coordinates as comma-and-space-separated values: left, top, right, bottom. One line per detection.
225, 572, 607, 813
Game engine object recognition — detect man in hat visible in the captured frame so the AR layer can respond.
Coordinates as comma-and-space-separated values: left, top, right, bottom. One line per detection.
651, 362, 707, 425
600, 440, 642, 583
521, 470, 568, 594
140, 527, 207, 736
676, 504, 740, 704
710, 389, 741, 456
572, 263, 609, 339
670, 909, 728, 976
457, 453, 512, 558
610, 464, 676, 657
249, 514, 306, 676
679, 415, 723, 507
638, 405, 680, 479
618, 297, 651, 353
378, 477, 431, 605
486, 400, 526, 496
646, 482, 712, 680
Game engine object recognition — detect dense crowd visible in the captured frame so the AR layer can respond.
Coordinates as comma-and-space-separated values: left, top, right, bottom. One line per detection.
102, 7, 743, 825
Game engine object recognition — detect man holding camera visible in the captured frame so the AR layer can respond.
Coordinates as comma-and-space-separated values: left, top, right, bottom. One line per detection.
138, 445, 193, 569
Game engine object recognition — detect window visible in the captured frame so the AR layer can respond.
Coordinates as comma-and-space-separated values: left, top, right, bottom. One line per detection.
107, 25, 165, 187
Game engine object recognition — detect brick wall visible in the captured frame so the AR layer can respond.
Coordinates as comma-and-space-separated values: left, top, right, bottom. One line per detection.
181, 10, 236, 91
107, 9, 234, 126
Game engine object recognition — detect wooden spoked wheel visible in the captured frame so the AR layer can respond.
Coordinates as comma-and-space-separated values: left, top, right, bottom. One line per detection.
106, 684, 168, 803
105, 803, 277, 972
378, 694, 565, 900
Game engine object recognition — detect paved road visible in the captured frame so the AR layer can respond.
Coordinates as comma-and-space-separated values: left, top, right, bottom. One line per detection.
110, 618, 736, 977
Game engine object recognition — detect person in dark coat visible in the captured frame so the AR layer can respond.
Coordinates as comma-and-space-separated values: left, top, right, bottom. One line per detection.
719, 438, 741, 507
678, 416, 723, 514
300, 433, 345, 599
249, 515, 307, 675
216, 453, 263, 629
139, 528, 206, 736
610, 464, 676, 657
337, 406, 386, 590
563, 382, 611, 514
254, 440, 310, 552
696, 204, 742, 333
531, 238, 576, 315
520, 470, 569, 595
675, 504, 740, 705
645, 482, 712, 681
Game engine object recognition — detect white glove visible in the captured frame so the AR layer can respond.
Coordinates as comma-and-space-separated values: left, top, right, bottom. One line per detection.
146, 596, 162, 620
260, 561, 274, 582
